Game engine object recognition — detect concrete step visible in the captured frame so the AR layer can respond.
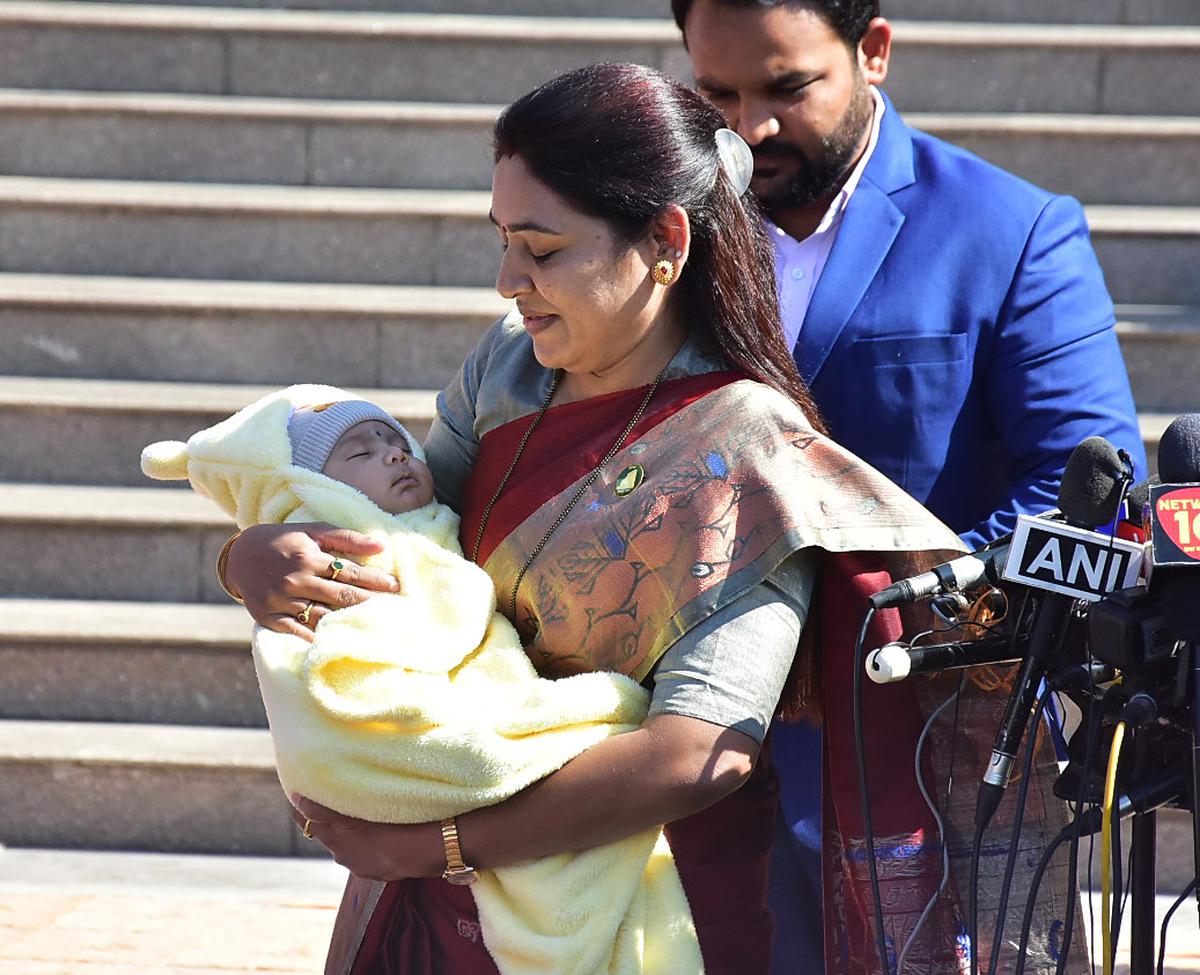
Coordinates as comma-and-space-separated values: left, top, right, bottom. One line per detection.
38, 0, 1200, 27
0, 89, 501, 191
1116, 305, 1200, 414
2, 483, 233, 602
1, 177, 1198, 304
1, 4, 1198, 115
0, 176, 498, 287
0, 848, 345, 975
5, 89, 1200, 206
0, 375, 437, 486
0, 272, 504, 387
1087, 206, 1200, 306
0, 599, 264, 726
0, 277, 1195, 410
0, 718, 314, 855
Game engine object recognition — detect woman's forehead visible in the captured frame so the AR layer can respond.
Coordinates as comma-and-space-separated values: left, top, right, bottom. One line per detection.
490, 155, 574, 231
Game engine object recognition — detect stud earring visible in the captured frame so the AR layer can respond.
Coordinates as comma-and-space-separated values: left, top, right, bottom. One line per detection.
652, 260, 676, 287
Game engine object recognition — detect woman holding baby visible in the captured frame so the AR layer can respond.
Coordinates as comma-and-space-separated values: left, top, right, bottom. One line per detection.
224, 63, 963, 975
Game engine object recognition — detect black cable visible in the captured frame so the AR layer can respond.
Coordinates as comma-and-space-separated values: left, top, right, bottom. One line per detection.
972, 587, 1033, 975
1014, 824, 1075, 975
1113, 826, 1133, 967
896, 682, 963, 972
1055, 659, 1104, 975
1087, 829, 1098, 975
989, 688, 1052, 973
852, 604, 890, 973
1157, 878, 1198, 975
1109, 785, 1124, 972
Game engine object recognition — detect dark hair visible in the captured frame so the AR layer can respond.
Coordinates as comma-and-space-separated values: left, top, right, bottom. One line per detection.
493, 62, 824, 431
671, 0, 880, 48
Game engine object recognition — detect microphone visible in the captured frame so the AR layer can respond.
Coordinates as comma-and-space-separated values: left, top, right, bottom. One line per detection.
1145, 413, 1200, 920
978, 436, 1132, 830
867, 540, 1012, 610
865, 636, 1021, 684
1115, 476, 1155, 543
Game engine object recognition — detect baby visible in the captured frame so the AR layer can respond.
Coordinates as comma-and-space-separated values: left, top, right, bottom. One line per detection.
141, 384, 701, 975
289, 398, 436, 517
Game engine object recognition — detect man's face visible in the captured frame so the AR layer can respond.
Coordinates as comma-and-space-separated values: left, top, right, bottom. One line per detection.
683, 0, 880, 214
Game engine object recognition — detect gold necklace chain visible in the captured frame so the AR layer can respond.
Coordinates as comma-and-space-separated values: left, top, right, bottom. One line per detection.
471, 366, 668, 621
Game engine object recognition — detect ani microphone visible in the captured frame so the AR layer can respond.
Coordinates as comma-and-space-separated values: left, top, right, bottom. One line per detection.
977, 436, 1132, 831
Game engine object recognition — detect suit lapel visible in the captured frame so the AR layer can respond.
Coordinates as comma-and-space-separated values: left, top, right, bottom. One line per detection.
793, 93, 917, 385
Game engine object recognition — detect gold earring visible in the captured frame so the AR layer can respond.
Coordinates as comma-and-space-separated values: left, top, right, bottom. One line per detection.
652, 260, 676, 286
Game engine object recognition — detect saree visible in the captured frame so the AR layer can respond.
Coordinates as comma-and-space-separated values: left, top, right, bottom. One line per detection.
326, 323, 1081, 974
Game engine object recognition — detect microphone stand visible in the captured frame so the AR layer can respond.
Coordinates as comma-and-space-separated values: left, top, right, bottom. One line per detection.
1129, 728, 1157, 975
1192, 640, 1200, 927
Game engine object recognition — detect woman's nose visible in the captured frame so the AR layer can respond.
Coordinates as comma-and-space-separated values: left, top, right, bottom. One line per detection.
495, 247, 532, 299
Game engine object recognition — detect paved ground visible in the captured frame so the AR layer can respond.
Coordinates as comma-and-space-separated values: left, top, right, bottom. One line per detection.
0, 848, 346, 974
1, 846, 1197, 974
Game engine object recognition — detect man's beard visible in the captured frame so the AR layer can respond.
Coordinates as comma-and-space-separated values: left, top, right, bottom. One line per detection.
755, 81, 874, 213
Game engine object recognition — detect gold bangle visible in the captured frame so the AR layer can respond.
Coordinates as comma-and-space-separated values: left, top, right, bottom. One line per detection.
215, 530, 245, 605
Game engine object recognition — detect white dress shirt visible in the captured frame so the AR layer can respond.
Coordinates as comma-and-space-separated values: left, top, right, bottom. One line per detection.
770, 86, 886, 353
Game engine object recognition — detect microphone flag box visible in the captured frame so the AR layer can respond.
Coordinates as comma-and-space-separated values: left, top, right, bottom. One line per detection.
1149, 483, 1200, 566
1002, 514, 1144, 601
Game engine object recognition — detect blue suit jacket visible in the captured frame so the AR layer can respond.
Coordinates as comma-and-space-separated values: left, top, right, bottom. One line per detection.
794, 94, 1146, 549
769, 100, 1148, 973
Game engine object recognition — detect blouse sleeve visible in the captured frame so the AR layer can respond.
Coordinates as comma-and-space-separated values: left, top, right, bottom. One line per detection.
423, 319, 498, 512
645, 548, 818, 744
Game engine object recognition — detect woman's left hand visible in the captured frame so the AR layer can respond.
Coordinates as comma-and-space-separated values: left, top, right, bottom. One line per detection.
290, 795, 444, 882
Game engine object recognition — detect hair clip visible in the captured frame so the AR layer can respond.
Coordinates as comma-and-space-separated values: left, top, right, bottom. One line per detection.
714, 128, 754, 196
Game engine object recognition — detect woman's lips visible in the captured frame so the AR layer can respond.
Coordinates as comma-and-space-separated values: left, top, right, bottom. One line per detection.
522, 313, 557, 335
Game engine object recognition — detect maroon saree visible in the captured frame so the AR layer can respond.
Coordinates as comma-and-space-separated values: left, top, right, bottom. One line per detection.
326, 370, 998, 975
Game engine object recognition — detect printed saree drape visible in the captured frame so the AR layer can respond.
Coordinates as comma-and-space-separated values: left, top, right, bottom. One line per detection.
324, 366, 1082, 975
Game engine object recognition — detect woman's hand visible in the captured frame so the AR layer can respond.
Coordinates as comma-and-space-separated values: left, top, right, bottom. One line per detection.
225, 523, 399, 641
290, 796, 444, 882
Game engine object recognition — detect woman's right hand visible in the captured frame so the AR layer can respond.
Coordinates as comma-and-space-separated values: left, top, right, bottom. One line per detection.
225, 523, 399, 641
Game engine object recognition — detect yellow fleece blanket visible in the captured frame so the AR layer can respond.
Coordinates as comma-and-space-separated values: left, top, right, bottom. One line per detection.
141, 384, 704, 975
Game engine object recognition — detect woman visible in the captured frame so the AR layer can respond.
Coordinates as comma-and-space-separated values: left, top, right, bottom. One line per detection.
225, 63, 967, 975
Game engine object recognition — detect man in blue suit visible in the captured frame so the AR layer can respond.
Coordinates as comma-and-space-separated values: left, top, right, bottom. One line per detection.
672, 0, 1146, 968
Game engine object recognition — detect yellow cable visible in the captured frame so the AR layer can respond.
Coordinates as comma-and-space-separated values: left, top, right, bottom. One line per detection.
1101, 720, 1127, 975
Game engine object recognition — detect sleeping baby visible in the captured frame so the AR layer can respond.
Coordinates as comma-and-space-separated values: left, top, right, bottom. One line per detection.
140, 384, 701, 975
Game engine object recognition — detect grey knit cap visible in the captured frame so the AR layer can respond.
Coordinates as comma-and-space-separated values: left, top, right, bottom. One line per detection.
287, 399, 422, 473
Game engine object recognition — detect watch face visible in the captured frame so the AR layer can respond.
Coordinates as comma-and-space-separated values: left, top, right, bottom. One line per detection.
444, 868, 478, 887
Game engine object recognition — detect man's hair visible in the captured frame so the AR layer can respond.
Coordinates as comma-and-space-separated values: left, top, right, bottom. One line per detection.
670, 0, 880, 48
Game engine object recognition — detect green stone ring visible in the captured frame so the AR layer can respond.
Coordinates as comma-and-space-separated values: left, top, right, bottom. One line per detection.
328, 559, 346, 581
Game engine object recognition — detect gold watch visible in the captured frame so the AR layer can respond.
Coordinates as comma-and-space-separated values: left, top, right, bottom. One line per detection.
440, 817, 478, 886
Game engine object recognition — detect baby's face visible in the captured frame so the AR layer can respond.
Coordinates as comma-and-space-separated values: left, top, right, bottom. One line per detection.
322, 420, 435, 514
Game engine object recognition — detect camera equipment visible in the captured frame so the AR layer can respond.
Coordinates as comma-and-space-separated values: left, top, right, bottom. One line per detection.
856, 419, 1200, 975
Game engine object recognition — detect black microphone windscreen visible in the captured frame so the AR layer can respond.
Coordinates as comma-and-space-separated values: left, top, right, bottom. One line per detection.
1158, 413, 1200, 483
1058, 436, 1126, 528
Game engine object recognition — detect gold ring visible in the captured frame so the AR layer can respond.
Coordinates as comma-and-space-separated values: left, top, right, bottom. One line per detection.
297, 601, 313, 625
329, 559, 345, 581
302, 818, 313, 840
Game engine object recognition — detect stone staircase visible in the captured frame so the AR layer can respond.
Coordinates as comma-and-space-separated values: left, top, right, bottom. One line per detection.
1, 0, 1198, 876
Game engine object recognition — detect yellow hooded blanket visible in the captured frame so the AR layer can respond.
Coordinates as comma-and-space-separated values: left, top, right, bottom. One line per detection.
141, 384, 703, 975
